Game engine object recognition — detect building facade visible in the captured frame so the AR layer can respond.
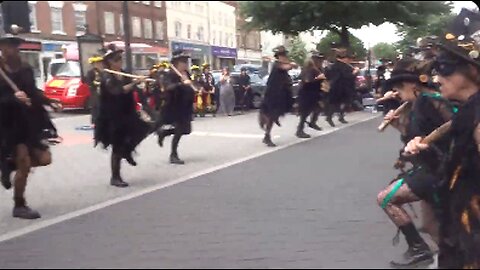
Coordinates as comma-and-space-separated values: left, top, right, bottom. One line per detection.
12, 1, 168, 86
207, 1, 236, 69
165, 1, 211, 66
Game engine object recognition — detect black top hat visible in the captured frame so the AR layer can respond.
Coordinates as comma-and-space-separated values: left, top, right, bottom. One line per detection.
171, 49, 190, 62
310, 50, 325, 59
384, 58, 434, 91
273, 45, 288, 57
102, 44, 124, 61
436, 8, 480, 68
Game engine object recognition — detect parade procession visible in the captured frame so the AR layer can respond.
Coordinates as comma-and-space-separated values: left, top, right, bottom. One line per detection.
0, 1, 480, 269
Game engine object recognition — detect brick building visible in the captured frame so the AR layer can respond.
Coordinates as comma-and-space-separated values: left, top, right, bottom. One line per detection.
11, 1, 168, 85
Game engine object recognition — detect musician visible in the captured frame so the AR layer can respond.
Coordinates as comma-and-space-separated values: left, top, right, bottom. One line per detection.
156, 50, 195, 164
324, 45, 359, 127
376, 58, 456, 268
259, 45, 297, 147
0, 33, 62, 219
202, 63, 216, 117
151, 61, 168, 111
296, 51, 325, 138
94, 44, 151, 188
404, 9, 480, 268
85, 53, 104, 127
191, 65, 207, 117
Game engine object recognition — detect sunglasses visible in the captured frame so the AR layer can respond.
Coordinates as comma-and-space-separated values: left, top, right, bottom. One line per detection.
433, 58, 465, 77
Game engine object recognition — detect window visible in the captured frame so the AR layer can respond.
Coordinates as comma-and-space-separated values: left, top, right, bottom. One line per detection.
155, 21, 164, 40
230, 34, 233, 47
219, 32, 222, 46
119, 14, 124, 35
175, 21, 182, 38
143, 18, 152, 39
154, 1, 162, 7
132, 17, 141, 37
51, 7, 63, 33
75, 11, 86, 33
212, 30, 216, 45
28, 2, 38, 32
225, 34, 228, 47
187, 24, 191, 39
197, 26, 204, 41
104, 12, 115, 34
142, 1, 150, 5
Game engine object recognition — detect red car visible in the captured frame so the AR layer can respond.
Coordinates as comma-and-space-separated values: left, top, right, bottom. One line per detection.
43, 60, 91, 109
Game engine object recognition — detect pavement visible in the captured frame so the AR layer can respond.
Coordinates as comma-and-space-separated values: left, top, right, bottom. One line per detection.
0, 110, 423, 268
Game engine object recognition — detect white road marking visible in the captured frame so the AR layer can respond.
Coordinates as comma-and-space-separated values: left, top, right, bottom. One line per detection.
0, 114, 379, 244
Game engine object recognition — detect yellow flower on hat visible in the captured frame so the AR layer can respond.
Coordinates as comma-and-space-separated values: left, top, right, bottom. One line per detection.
191, 65, 200, 70
88, 56, 103, 64
445, 33, 456, 40
419, 74, 429, 83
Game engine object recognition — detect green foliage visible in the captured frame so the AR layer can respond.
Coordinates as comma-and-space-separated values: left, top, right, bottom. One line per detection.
316, 31, 367, 59
371, 42, 397, 60
287, 37, 308, 64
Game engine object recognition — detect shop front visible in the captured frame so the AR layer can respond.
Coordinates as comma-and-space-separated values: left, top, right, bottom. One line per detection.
211, 46, 237, 70
171, 41, 210, 66
237, 49, 262, 66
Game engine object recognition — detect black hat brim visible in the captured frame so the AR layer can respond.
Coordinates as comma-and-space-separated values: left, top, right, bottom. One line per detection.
438, 42, 480, 69
384, 74, 420, 91
103, 50, 124, 61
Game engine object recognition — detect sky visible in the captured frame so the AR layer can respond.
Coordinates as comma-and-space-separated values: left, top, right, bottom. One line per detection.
347, 1, 479, 47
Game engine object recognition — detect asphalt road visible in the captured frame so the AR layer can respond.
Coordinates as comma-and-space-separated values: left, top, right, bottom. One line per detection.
0, 115, 420, 269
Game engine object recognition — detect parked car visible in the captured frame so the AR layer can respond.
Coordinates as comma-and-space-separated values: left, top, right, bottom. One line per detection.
43, 60, 91, 110
229, 72, 267, 109
261, 73, 301, 100
356, 68, 377, 90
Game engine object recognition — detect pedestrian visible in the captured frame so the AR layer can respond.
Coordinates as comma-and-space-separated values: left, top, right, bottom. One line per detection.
0, 31, 62, 219
85, 53, 104, 128
324, 45, 358, 127
376, 58, 456, 268
156, 50, 195, 165
94, 44, 151, 188
296, 50, 326, 138
238, 67, 252, 113
404, 8, 480, 268
218, 67, 235, 116
259, 45, 297, 147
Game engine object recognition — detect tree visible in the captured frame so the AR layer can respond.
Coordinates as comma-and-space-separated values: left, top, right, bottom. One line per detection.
240, 1, 452, 48
287, 36, 307, 65
316, 31, 367, 59
371, 42, 397, 61
395, 13, 455, 54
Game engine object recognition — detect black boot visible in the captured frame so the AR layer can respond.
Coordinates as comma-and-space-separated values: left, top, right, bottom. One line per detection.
1, 160, 14, 190
296, 129, 311, 139
12, 198, 41, 219
111, 155, 129, 188
263, 134, 276, 147
390, 224, 434, 268
326, 117, 335, 127
170, 153, 185, 165
338, 117, 348, 124
308, 123, 323, 131
124, 153, 137, 167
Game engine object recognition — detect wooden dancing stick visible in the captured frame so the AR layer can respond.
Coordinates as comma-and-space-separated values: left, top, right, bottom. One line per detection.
421, 120, 452, 145
168, 64, 200, 92
378, 102, 410, 132
104, 68, 156, 83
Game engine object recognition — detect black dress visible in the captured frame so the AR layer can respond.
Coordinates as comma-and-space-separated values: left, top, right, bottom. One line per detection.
437, 91, 480, 268
85, 68, 101, 124
0, 62, 57, 157
94, 71, 151, 158
326, 60, 355, 106
158, 70, 195, 134
260, 61, 293, 121
298, 67, 323, 116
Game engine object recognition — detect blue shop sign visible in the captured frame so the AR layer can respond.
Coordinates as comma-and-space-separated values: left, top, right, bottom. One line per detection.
211, 46, 237, 59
